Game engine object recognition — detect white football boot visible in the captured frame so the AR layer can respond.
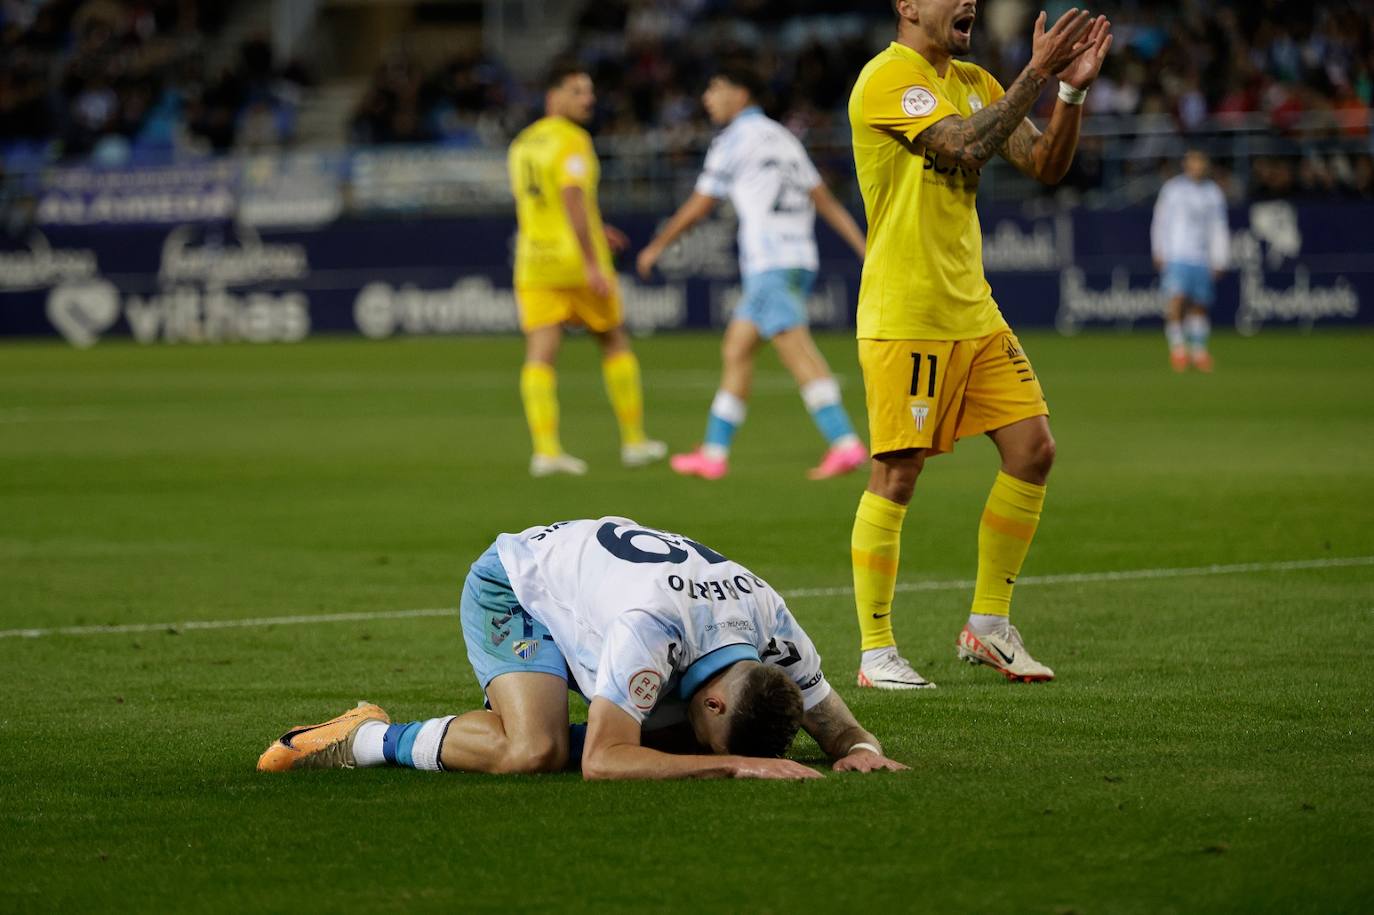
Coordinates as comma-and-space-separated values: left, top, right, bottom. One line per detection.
956, 621, 1055, 682
530, 453, 589, 477
857, 647, 937, 690
621, 439, 668, 468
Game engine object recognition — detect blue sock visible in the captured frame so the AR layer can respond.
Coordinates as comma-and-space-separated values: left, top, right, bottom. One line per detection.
801, 378, 856, 445
568, 723, 587, 771
703, 390, 746, 457
1184, 313, 1210, 352
378, 717, 455, 771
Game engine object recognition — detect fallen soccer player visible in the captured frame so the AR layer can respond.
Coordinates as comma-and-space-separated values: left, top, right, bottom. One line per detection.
258, 517, 907, 780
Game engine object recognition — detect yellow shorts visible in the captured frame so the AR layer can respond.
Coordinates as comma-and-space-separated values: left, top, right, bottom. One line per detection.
515, 282, 622, 334
858, 328, 1049, 457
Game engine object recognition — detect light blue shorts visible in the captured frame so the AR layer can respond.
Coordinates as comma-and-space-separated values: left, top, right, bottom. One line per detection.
460, 545, 569, 692
735, 268, 817, 339
1162, 262, 1215, 307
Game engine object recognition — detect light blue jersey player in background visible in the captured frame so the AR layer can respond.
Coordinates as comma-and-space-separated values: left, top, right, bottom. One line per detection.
1152, 149, 1230, 373
638, 65, 870, 481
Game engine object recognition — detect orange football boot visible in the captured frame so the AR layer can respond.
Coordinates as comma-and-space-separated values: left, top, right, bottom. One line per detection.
257, 702, 390, 772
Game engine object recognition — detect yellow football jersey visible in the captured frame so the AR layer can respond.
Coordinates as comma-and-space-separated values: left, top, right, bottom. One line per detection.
849, 42, 1007, 340
508, 116, 613, 289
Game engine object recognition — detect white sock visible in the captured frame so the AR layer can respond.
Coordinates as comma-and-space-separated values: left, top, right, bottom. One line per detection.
968, 613, 1009, 635
1165, 320, 1185, 350
352, 719, 389, 768
1184, 313, 1210, 354
861, 646, 896, 666
410, 716, 455, 771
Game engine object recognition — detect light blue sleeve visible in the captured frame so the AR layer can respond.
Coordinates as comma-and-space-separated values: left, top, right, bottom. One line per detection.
694, 135, 736, 199
594, 613, 680, 724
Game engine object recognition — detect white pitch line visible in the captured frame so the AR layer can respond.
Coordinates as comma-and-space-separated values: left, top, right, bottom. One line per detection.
780, 555, 1374, 599
2, 555, 1371, 640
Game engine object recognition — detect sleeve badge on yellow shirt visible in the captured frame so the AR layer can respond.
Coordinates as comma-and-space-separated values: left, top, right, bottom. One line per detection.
902, 86, 938, 117
969, 94, 984, 112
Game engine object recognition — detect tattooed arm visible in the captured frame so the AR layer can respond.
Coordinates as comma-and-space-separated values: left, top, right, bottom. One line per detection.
801, 690, 908, 773
1001, 16, 1113, 185
913, 8, 1099, 174
999, 106, 1081, 186
915, 68, 1052, 173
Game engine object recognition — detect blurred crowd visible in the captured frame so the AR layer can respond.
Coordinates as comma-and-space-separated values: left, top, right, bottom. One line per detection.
0, 0, 309, 164
3, 0, 1373, 199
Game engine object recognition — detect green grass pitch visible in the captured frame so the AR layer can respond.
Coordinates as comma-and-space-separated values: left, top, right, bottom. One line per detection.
2, 330, 1372, 913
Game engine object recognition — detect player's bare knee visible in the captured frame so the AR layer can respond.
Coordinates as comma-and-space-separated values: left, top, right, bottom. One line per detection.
1015, 433, 1056, 480
721, 335, 753, 368
597, 328, 630, 357
1033, 434, 1057, 476
499, 737, 567, 775
870, 451, 922, 503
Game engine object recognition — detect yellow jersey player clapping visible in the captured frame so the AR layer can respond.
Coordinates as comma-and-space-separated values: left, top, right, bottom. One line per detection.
508, 63, 666, 477
847, 2, 1112, 688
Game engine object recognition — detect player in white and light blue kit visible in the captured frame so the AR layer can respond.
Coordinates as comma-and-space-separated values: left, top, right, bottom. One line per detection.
258, 517, 906, 780
638, 66, 871, 481
1152, 149, 1230, 372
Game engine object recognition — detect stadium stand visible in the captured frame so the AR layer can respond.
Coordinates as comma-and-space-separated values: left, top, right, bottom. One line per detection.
1, 0, 1372, 204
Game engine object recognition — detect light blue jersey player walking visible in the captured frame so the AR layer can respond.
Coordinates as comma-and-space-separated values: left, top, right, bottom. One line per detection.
638, 66, 870, 480
258, 517, 907, 780
1152, 149, 1230, 372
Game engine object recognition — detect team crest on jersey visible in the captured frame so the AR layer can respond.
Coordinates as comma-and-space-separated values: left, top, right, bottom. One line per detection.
969, 94, 984, 112
910, 401, 931, 431
512, 639, 540, 660
902, 86, 938, 118
628, 669, 662, 711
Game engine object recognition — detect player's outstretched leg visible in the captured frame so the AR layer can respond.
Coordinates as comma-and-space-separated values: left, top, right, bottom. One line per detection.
853, 454, 934, 689
771, 327, 867, 480
1185, 307, 1213, 373
959, 417, 1055, 682
257, 701, 393, 771
1164, 292, 1189, 372
672, 319, 759, 480
521, 327, 588, 477
597, 327, 666, 468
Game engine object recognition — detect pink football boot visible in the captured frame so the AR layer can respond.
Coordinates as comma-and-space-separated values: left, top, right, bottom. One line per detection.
808, 441, 869, 480
670, 448, 728, 480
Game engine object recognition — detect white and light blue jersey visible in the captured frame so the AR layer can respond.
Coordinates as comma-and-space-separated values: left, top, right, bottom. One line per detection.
1151, 175, 1230, 270
695, 107, 822, 276
494, 517, 831, 727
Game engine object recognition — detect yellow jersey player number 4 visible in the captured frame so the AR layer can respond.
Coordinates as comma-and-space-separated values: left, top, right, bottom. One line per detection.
846, 2, 1112, 690
505, 63, 665, 478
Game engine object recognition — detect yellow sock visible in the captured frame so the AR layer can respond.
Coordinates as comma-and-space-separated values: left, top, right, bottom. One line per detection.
972, 471, 1047, 617
602, 351, 646, 446
520, 362, 561, 457
852, 491, 908, 651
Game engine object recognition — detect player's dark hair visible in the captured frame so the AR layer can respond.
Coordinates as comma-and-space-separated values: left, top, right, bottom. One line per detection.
726, 664, 804, 758
712, 64, 766, 104
544, 60, 587, 92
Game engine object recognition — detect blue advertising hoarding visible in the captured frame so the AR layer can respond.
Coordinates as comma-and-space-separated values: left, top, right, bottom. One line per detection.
0, 199, 1367, 346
